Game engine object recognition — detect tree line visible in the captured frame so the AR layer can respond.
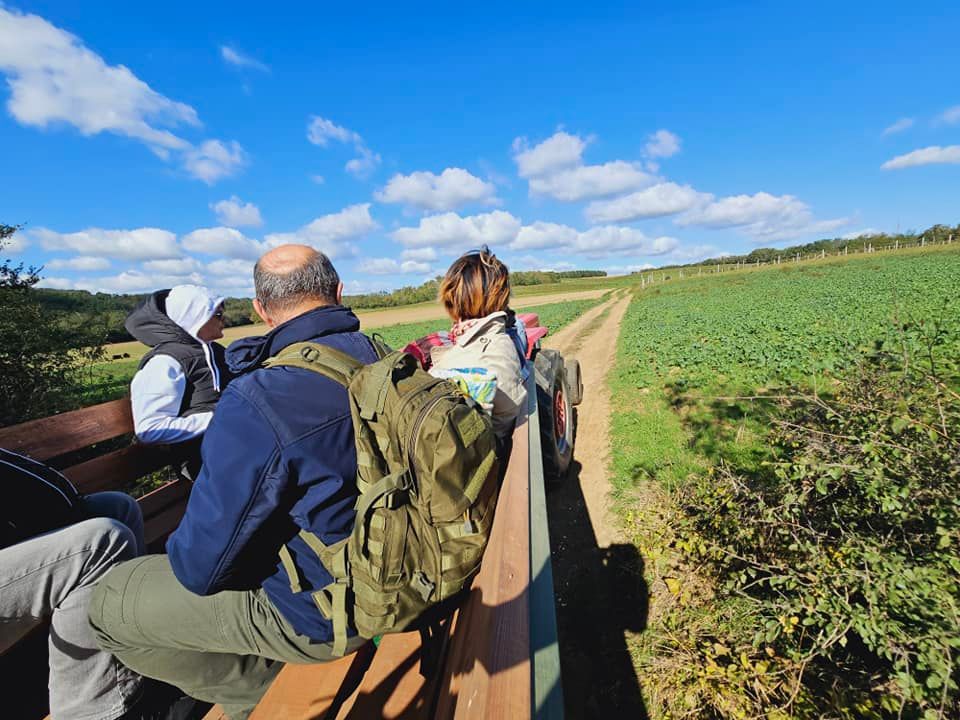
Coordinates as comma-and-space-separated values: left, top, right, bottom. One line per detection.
664, 223, 960, 269
29, 269, 608, 343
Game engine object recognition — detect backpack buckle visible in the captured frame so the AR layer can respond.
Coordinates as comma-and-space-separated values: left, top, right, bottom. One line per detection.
412, 571, 435, 602
300, 346, 321, 363
383, 490, 407, 510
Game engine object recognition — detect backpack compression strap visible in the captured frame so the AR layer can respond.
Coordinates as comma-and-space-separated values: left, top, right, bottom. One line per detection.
262, 341, 360, 385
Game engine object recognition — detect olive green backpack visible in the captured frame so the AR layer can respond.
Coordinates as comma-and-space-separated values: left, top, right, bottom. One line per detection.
264, 341, 499, 656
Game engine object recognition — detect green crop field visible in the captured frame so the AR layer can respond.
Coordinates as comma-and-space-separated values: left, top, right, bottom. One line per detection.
609, 247, 960, 718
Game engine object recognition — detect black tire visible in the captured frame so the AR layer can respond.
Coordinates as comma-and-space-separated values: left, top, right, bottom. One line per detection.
537, 364, 574, 485
565, 358, 583, 406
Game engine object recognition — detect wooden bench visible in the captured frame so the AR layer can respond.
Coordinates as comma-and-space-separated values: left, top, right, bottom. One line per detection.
0, 373, 563, 719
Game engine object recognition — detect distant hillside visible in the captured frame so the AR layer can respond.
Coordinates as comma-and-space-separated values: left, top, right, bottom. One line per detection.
666, 223, 960, 269
32, 269, 608, 344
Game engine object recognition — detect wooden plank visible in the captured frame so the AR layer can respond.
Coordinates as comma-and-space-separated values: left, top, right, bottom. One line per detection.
0, 399, 132, 462
249, 644, 375, 720
64, 443, 183, 494
434, 418, 532, 720
526, 376, 564, 718
335, 630, 445, 719
137, 478, 191, 518
136, 479, 192, 547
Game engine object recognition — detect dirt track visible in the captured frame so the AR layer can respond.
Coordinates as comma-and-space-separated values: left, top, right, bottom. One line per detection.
543, 292, 648, 718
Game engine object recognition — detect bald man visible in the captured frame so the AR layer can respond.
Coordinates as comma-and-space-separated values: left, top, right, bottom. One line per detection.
90, 246, 380, 719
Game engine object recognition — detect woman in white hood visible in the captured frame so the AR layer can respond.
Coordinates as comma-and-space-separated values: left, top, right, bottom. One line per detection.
126, 285, 233, 446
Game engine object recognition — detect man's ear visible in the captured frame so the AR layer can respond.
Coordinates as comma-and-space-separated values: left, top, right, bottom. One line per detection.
253, 298, 273, 327
336, 281, 344, 305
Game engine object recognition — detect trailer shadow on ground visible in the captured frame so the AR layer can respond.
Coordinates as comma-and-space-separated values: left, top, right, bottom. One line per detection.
547, 446, 649, 718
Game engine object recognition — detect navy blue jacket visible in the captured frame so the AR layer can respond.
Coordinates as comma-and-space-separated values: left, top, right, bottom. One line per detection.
166, 305, 378, 641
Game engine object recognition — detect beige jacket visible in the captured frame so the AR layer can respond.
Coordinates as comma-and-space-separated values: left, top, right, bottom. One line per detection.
430, 311, 527, 439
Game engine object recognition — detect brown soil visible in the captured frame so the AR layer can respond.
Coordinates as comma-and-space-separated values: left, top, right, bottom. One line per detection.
542, 292, 649, 718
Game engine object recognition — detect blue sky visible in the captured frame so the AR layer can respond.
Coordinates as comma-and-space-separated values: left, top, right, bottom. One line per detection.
1, 1, 958, 297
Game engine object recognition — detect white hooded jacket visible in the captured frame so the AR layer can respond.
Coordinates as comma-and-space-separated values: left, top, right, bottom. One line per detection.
128, 285, 225, 444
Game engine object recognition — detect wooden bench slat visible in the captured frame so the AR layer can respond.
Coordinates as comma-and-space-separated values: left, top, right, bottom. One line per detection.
335, 630, 445, 719
435, 419, 532, 720
0, 399, 132, 461
249, 643, 375, 720
64, 443, 182, 494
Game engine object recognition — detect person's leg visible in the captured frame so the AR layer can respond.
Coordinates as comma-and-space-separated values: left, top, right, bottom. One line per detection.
78, 491, 146, 557
0, 518, 143, 720
90, 554, 361, 720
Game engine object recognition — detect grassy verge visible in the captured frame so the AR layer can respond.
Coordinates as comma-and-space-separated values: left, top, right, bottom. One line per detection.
609, 248, 960, 718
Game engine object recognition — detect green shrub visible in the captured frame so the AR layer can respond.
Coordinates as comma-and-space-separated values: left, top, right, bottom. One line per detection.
679, 335, 960, 718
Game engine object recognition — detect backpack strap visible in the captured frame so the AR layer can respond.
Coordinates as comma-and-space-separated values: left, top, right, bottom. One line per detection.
263, 341, 362, 387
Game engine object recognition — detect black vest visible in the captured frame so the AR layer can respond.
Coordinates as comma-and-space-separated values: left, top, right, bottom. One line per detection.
138, 341, 230, 416
126, 289, 233, 418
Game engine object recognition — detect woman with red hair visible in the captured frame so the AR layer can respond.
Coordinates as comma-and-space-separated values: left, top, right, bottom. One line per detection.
431, 247, 527, 440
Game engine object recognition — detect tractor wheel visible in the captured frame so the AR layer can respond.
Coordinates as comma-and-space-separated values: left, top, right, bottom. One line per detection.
537, 362, 574, 485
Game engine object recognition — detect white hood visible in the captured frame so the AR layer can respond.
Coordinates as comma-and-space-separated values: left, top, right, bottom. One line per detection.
166, 285, 225, 341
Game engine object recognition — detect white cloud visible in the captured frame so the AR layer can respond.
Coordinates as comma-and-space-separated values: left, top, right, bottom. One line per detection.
513, 129, 653, 201
220, 45, 268, 72
34, 227, 180, 260
356, 257, 433, 275
142, 257, 201, 274
575, 226, 679, 257
182, 227, 263, 260
400, 247, 437, 262
2, 231, 28, 254
307, 115, 380, 178
264, 203, 378, 258
585, 182, 707, 223
211, 196, 263, 227
307, 116, 361, 147
512, 221, 579, 251
73, 270, 205, 294
35, 276, 75, 289
0, 9, 247, 184
935, 105, 960, 125
842, 228, 883, 239
667, 244, 725, 262
678, 192, 849, 242
512, 131, 588, 178
881, 145, 960, 170
513, 256, 578, 272
345, 146, 382, 179
391, 211, 522, 249
184, 139, 248, 184
311, 174, 326, 184
46, 256, 111, 271
644, 129, 681, 158
881, 118, 914, 136
376, 168, 498, 211
0, 7, 199, 154
528, 161, 655, 202
206, 258, 255, 277
511, 221, 678, 258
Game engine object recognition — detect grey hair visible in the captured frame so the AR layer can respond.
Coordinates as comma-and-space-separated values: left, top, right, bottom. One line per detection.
254, 249, 340, 312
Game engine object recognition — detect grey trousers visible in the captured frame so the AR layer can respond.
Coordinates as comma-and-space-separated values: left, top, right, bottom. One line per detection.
0, 492, 146, 720
89, 554, 366, 720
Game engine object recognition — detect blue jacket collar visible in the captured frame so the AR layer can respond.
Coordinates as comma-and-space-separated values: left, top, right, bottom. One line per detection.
226, 305, 361, 374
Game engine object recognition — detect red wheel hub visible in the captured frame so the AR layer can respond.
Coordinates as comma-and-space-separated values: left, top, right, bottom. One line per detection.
553, 386, 566, 441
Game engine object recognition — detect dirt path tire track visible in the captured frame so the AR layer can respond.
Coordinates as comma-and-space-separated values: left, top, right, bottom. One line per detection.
543, 292, 648, 718
544, 291, 629, 546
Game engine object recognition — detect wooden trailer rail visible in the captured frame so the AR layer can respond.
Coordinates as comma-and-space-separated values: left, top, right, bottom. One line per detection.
0, 373, 563, 719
